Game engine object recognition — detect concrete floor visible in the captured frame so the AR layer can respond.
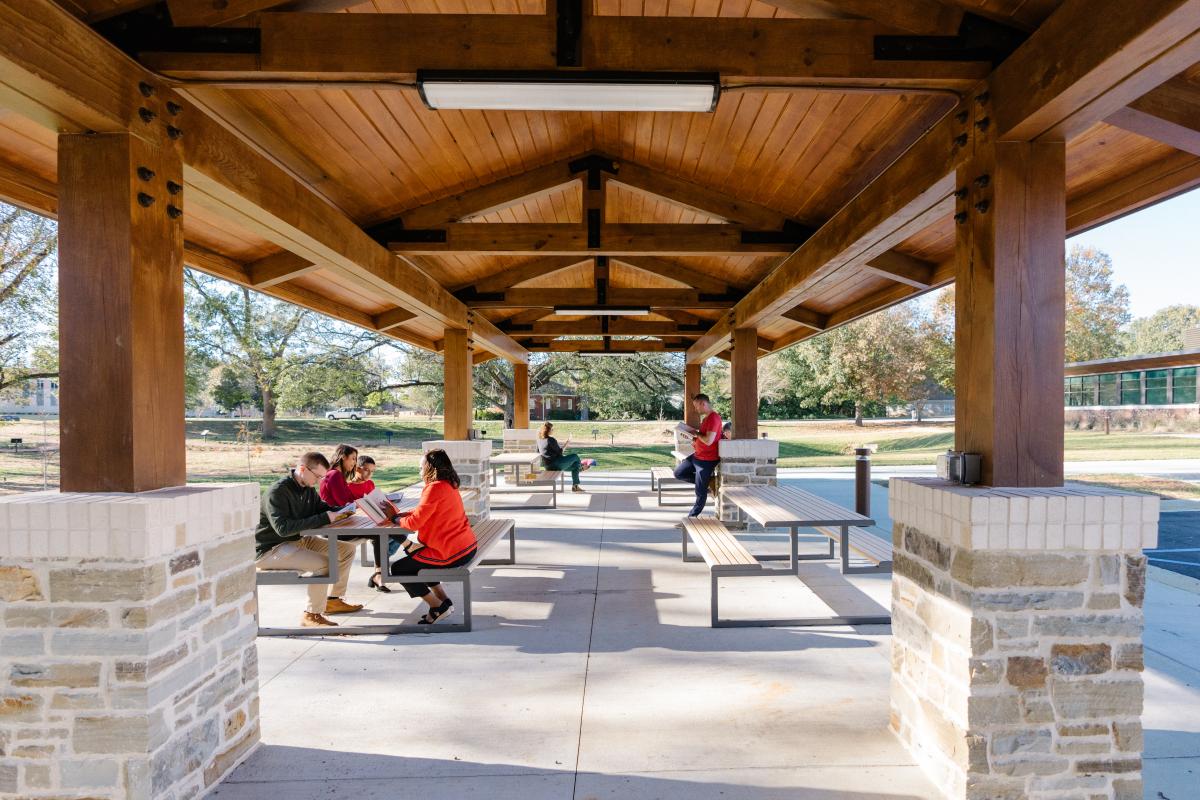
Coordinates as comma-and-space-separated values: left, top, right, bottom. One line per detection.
217, 470, 1200, 800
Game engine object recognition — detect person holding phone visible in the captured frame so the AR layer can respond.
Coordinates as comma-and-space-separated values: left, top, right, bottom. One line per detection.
536, 421, 589, 493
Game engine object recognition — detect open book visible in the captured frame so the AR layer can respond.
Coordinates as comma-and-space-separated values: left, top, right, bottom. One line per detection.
357, 489, 400, 525
330, 502, 357, 522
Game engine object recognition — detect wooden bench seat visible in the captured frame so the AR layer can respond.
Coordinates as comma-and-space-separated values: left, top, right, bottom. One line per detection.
650, 466, 693, 506
813, 526, 893, 573
257, 517, 517, 636
681, 517, 770, 627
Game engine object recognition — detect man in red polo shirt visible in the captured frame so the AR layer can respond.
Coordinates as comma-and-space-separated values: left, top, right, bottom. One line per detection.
674, 393, 723, 517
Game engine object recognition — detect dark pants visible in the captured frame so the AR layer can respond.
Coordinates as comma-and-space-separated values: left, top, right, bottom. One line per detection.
387, 548, 477, 599
545, 453, 583, 486
338, 533, 405, 572
674, 455, 719, 517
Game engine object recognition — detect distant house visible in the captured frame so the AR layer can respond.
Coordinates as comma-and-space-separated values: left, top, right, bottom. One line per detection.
0, 377, 58, 415
1063, 332, 1199, 429
531, 382, 582, 420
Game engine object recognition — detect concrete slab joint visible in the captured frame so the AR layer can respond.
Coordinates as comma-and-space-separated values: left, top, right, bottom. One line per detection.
0, 483, 263, 799
887, 478, 1159, 800
716, 439, 780, 525
422, 439, 492, 523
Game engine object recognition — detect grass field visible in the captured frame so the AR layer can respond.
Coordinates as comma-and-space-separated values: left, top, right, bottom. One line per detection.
1, 415, 1197, 496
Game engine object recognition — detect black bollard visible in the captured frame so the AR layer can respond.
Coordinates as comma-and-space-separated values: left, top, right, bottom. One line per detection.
854, 446, 871, 517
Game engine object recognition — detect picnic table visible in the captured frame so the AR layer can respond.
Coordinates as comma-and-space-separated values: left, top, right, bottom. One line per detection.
721, 484, 877, 574
489, 451, 541, 485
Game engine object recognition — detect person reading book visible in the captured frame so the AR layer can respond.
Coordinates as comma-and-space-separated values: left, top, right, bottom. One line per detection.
254, 452, 364, 628
536, 421, 591, 493
673, 393, 723, 518
389, 449, 478, 625
319, 445, 406, 593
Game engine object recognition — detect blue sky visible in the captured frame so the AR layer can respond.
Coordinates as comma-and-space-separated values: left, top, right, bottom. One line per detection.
1067, 187, 1200, 318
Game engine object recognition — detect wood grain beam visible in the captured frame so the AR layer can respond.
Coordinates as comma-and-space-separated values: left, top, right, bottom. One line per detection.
782, 306, 830, 330
465, 288, 737, 310
144, 14, 991, 90
501, 320, 707, 337
611, 256, 737, 295
608, 161, 791, 229
757, 0, 965, 35
467, 256, 589, 293
522, 340, 683, 353
861, 250, 937, 288
372, 306, 418, 331
247, 250, 319, 288
1066, 149, 1200, 233
990, 0, 1200, 141
1105, 75, 1200, 156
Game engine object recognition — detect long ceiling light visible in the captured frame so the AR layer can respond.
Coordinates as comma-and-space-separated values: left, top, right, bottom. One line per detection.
417, 71, 720, 113
553, 305, 650, 316
577, 351, 641, 358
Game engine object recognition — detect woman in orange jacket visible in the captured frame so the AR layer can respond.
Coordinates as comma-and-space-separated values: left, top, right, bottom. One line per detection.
389, 448, 478, 624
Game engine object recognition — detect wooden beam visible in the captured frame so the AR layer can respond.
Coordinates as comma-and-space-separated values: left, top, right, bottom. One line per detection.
757, 0, 965, 35
609, 161, 791, 229
390, 223, 793, 256
0, 159, 57, 216
990, 0, 1200, 141
0, 0, 528, 365
513, 362, 530, 428
468, 256, 589, 293
1105, 75, 1200, 156
862, 250, 936, 288
611, 256, 738, 295
399, 156, 583, 229
523, 340, 682, 353
465, 288, 737, 310
144, 15, 991, 90
782, 306, 830, 330
684, 363, 701, 428
1067, 149, 1200, 233
247, 250, 319, 288
501, 320, 707, 337
372, 306, 418, 331
58, 132, 186, 492
732, 328, 759, 439
443, 328, 472, 440
165, 0, 283, 26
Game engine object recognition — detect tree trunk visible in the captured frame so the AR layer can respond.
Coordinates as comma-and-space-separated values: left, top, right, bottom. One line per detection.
854, 401, 864, 427
261, 385, 278, 439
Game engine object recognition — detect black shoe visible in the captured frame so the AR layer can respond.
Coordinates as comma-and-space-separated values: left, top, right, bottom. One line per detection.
419, 598, 453, 625
367, 572, 392, 593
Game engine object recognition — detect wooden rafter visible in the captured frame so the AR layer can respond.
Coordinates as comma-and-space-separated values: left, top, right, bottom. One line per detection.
247, 251, 318, 288
500, 320, 709, 337
462, 256, 590, 294
861, 251, 937, 289
1106, 75, 1200, 157
165, 0, 365, 27
464, 289, 738, 310
611, 257, 740, 295
608, 161, 792, 229
142, 14, 992, 90
757, 0, 965, 36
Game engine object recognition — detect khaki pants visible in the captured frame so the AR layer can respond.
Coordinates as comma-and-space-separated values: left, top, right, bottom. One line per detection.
256, 536, 358, 614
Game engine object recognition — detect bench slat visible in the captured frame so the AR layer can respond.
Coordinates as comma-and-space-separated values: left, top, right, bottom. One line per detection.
684, 518, 761, 569
813, 525, 893, 564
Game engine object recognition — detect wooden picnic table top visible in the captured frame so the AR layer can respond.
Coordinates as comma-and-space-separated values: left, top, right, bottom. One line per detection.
491, 451, 541, 466
722, 484, 874, 528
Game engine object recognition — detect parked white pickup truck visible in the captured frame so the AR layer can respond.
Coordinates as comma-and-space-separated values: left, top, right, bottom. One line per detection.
325, 407, 368, 420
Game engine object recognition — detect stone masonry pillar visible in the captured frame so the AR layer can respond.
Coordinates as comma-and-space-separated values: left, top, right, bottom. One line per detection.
888, 478, 1158, 800
423, 440, 491, 524
0, 484, 262, 799
716, 439, 779, 526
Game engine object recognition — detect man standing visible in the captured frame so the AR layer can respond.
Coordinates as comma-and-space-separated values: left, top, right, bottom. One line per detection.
254, 451, 364, 628
674, 393, 723, 518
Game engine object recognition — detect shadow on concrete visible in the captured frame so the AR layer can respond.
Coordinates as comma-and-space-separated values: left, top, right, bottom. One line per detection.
212, 746, 935, 800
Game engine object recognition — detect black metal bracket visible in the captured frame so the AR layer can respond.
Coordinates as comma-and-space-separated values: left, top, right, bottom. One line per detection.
386, 228, 447, 244
454, 288, 505, 303
874, 13, 1027, 66
568, 155, 619, 177
556, 0, 584, 68
93, 3, 261, 57
740, 220, 815, 246
698, 290, 745, 303
587, 209, 602, 249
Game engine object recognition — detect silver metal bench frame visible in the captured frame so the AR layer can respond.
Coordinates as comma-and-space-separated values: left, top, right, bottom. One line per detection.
490, 468, 565, 510
256, 521, 517, 636
681, 523, 890, 629
650, 467, 694, 507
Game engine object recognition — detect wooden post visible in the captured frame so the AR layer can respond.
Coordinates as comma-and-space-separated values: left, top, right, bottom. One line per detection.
57, 132, 186, 493
955, 107, 1066, 486
443, 328, 472, 440
684, 362, 702, 428
512, 362, 530, 428
731, 327, 758, 440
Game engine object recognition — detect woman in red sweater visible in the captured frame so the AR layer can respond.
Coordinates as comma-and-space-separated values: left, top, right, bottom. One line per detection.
390, 448, 478, 625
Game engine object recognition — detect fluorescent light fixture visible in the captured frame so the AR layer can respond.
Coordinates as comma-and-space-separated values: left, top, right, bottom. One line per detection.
553, 305, 650, 316
417, 71, 720, 113
577, 351, 640, 357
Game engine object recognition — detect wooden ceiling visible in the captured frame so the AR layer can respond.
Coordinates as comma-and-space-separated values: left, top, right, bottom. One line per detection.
2, 0, 1200, 361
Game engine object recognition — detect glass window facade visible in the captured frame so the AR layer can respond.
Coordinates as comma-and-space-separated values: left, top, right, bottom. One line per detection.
1065, 364, 1200, 406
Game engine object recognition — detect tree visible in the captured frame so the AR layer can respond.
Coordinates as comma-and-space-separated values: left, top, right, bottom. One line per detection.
575, 352, 683, 419
1124, 304, 1200, 355
211, 367, 252, 413
474, 353, 581, 423
276, 354, 374, 412
1064, 245, 1131, 362
0, 204, 57, 393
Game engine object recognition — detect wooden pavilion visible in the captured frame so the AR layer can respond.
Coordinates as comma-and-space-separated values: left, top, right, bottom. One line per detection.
0, 6, 1195, 797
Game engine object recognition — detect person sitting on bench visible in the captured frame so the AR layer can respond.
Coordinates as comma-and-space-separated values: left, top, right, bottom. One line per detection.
352, 454, 377, 494
255, 451, 364, 628
674, 393, 723, 518
390, 449, 478, 625
537, 421, 589, 493
320, 446, 405, 594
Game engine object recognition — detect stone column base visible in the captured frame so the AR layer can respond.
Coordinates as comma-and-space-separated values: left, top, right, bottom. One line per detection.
716, 439, 779, 525
0, 484, 262, 799
888, 478, 1158, 800
422, 440, 491, 523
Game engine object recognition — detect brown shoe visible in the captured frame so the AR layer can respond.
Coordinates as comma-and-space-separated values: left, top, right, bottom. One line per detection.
301, 612, 337, 627
325, 597, 363, 615
572, 485, 586, 493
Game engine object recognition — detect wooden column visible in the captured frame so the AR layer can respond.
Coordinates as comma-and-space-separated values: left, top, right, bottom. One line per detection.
58, 132, 186, 493
731, 327, 759, 440
955, 115, 1066, 486
512, 362, 530, 428
443, 328, 472, 440
684, 362, 702, 428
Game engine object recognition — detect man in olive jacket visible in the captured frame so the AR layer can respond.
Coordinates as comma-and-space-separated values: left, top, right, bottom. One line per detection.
254, 451, 363, 627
